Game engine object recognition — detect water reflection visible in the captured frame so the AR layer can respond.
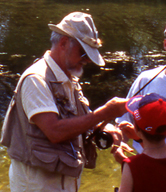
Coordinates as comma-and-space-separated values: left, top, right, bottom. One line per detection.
0, 64, 19, 121
0, 145, 10, 191
0, 0, 166, 66
0, 15, 9, 48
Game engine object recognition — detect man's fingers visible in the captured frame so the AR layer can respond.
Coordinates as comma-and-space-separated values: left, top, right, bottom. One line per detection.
104, 97, 129, 120
112, 132, 121, 145
102, 123, 122, 147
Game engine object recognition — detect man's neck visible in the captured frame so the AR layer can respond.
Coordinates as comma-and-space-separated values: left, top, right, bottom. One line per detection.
49, 50, 72, 80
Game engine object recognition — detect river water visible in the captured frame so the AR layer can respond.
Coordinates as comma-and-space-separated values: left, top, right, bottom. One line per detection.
0, 0, 166, 191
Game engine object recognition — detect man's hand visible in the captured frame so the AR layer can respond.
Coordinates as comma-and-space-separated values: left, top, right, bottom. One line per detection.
111, 141, 134, 164
104, 97, 129, 120
102, 123, 122, 147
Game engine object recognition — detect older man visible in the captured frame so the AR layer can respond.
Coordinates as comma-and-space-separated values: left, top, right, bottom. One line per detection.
1, 12, 127, 192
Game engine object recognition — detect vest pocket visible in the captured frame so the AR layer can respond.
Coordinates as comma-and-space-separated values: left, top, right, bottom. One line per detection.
31, 149, 59, 172
31, 145, 84, 177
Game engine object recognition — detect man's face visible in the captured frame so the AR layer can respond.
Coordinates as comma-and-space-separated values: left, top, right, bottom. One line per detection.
65, 38, 91, 77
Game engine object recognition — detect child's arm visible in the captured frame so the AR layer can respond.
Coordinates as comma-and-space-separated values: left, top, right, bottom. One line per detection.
119, 162, 133, 192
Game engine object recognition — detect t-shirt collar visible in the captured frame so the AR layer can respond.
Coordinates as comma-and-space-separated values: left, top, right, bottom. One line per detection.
43, 50, 70, 83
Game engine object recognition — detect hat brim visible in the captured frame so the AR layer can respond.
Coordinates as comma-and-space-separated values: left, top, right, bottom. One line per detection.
76, 38, 105, 66
126, 95, 143, 114
48, 24, 105, 66
48, 24, 71, 37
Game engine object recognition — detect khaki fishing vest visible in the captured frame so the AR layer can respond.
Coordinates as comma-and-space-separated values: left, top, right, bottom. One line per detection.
1, 58, 97, 177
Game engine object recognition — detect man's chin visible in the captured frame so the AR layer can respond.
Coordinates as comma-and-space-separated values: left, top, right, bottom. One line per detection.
69, 69, 83, 78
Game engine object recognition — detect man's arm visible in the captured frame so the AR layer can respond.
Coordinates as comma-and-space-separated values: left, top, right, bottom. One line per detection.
31, 97, 128, 143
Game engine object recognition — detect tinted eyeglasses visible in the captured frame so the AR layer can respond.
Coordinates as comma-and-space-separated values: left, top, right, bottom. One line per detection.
81, 52, 87, 59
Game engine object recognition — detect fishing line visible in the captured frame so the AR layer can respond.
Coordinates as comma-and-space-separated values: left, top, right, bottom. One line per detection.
112, 144, 136, 156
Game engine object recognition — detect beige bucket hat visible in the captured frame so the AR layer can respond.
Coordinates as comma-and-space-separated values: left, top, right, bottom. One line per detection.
48, 12, 105, 66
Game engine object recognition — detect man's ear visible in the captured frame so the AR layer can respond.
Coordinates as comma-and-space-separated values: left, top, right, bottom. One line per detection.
59, 36, 69, 50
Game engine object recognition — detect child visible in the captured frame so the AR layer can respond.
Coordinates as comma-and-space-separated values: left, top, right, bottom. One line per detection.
119, 93, 166, 192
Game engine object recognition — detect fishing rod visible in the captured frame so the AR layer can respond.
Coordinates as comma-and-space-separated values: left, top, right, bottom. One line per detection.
112, 67, 166, 192
133, 66, 166, 96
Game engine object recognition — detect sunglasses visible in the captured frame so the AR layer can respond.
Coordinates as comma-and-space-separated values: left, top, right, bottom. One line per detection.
81, 52, 87, 58
80, 52, 90, 61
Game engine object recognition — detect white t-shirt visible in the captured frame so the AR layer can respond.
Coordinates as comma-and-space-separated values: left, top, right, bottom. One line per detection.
116, 66, 166, 153
21, 50, 78, 122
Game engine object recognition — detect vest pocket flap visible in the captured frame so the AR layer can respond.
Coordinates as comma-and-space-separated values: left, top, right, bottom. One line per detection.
31, 149, 59, 172
30, 143, 84, 176
32, 150, 59, 163
59, 152, 82, 168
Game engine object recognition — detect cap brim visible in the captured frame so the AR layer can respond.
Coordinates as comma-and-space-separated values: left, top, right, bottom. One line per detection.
48, 24, 71, 36
48, 23, 105, 66
126, 95, 143, 114
76, 38, 105, 66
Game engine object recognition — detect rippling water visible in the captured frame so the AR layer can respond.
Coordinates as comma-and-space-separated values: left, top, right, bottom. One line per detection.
0, 0, 166, 191
0, 145, 10, 191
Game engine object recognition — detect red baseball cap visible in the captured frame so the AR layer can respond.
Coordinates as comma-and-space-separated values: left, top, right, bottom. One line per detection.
126, 93, 166, 135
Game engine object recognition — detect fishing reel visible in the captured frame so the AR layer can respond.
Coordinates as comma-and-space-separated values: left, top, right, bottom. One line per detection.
94, 128, 113, 149
86, 127, 113, 149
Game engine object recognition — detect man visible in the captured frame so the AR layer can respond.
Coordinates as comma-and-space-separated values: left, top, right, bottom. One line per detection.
1, 12, 127, 192
114, 65, 166, 163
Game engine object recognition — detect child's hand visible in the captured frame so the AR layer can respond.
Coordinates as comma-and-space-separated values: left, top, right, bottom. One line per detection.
111, 141, 134, 164
118, 121, 140, 140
